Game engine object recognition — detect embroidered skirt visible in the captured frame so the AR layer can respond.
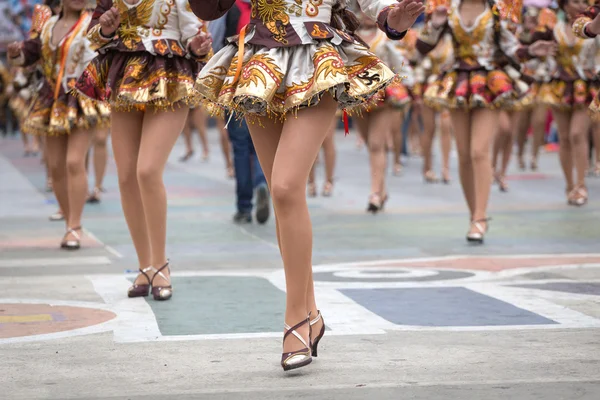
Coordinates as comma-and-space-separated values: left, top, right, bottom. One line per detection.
195, 38, 397, 118
424, 67, 528, 110
22, 80, 109, 136
76, 52, 203, 112
539, 78, 595, 111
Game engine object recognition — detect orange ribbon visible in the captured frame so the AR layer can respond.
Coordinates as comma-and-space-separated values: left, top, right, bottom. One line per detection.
231, 25, 248, 85
54, 12, 88, 99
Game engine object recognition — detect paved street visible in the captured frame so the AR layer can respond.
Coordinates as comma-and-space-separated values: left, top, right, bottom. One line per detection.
1, 127, 600, 400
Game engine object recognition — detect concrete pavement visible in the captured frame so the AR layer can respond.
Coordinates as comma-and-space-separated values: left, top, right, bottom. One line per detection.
1, 128, 599, 399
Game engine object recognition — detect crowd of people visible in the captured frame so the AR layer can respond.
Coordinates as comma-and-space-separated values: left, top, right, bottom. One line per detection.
1, 0, 600, 372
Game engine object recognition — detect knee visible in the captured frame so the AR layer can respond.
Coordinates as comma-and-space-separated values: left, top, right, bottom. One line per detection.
66, 154, 85, 176
470, 146, 489, 163
136, 162, 162, 188
570, 129, 586, 146
270, 179, 302, 209
368, 137, 386, 152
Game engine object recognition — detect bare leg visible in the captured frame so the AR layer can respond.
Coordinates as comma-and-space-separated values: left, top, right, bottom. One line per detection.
439, 109, 452, 181
64, 129, 92, 239
530, 106, 547, 169
181, 115, 194, 160
390, 109, 404, 174
592, 122, 600, 174
322, 119, 336, 189
190, 107, 210, 160
421, 105, 437, 179
358, 109, 390, 201
515, 110, 531, 170
111, 110, 151, 282
92, 129, 109, 190
216, 114, 233, 176
138, 106, 190, 286
409, 106, 422, 155
21, 130, 31, 154
494, 111, 513, 191
553, 110, 574, 192
569, 109, 591, 188
248, 96, 337, 354
450, 110, 475, 217
470, 108, 497, 225
45, 136, 69, 221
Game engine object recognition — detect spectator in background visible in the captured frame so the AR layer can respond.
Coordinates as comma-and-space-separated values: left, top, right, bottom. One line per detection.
210, 0, 270, 225
8, 0, 43, 38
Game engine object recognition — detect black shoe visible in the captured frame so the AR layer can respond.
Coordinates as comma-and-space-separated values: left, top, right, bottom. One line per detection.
233, 211, 252, 224
255, 185, 270, 224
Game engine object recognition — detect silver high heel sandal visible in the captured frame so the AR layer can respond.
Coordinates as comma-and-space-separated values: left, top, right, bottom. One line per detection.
466, 218, 490, 244
61, 227, 81, 250
281, 316, 312, 372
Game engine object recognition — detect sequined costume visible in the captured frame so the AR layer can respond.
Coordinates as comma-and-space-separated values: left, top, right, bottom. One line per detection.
537, 16, 600, 111
0, 62, 10, 107
191, 0, 407, 118
10, 6, 110, 135
416, 0, 533, 110
516, 7, 556, 111
75, 0, 211, 111
419, 32, 454, 109
573, 1, 600, 118
359, 27, 414, 110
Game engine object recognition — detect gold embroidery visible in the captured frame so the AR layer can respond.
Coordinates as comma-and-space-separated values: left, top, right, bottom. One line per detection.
451, 9, 493, 64
153, 0, 174, 36
115, 0, 155, 49
170, 41, 184, 56
252, 0, 297, 44
555, 23, 584, 75
154, 39, 168, 54
311, 24, 329, 39
305, 0, 322, 17
573, 16, 592, 39
238, 54, 283, 89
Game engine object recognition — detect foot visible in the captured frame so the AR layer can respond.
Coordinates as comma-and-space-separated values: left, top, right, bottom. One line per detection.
227, 166, 235, 179
46, 178, 53, 192
393, 163, 402, 176
49, 210, 64, 221
518, 157, 526, 171
466, 218, 489, 244
150, 262, 172, 300
255, 185, 270, 224
496, 174, 509, 192
530, 158, 538, 171
61, 227, 82, 250
367, 193, 383, 213
322, 181, 334, 197
568, 185, 588, 207
201, 151, 209, 162
281, 316, 312, 371
233, 211, 252, 224
441, 169, 451, 184
424, 170, 439, 183
593, 162, 600, 177
86, 187, 102, 204
179, 150, 194, 162
307, 182, 317, 198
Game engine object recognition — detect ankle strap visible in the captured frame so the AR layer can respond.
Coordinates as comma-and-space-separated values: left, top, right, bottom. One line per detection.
150, 261, 170, 286
284, 317, 310, 348
310, 311, 322, 325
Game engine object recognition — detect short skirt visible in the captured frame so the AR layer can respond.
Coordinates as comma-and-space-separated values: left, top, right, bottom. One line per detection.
424, 67, 528, 110
539, 79, 595, 111
22, 80, 109, 136
76, 51, 204, 112
194, 36, 397, 119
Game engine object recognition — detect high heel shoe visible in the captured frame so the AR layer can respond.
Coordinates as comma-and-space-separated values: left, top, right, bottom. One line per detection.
310, 311, 325, 357
367, 193, 382, 213
307, 182, 317, 197
150, 261, 173, 301
281, 316, 312, 372
322, 181, 334, 197
127, 266, 153, 298
60, 226, 82, 250
179, 150, 194, 162
86, 187, 102, 204
568, 185, 588, 207
424, 170, 439, 184
441, 169, 451, 184
466, 218, 490, 244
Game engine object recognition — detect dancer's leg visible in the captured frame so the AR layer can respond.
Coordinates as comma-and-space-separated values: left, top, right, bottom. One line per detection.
569, 109, 591, 187
553, 110, 574, 191
516, 110, 532, 169
111, 110, 151, 281
530, 106, 547, 168
440, 110, 452, 180
450, 110, 475, 216
64, 128, 92, 238
470, 108, 497, 224
421, 105, 436, 176
190, 107, 210, 160
390, 109, 404, 172
45, 136, 69, 220
137, 106, 190, 286
92, 128, 109, 190
248, 96, 337, 352
322, 119, 336, 185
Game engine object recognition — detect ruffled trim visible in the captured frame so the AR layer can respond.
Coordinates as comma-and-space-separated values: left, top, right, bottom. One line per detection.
539, 79, 595, 111
75, 51, 204, 112
194, 40, 398, 120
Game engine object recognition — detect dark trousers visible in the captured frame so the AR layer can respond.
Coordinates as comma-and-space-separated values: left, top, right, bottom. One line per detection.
227, 116, 267, 213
